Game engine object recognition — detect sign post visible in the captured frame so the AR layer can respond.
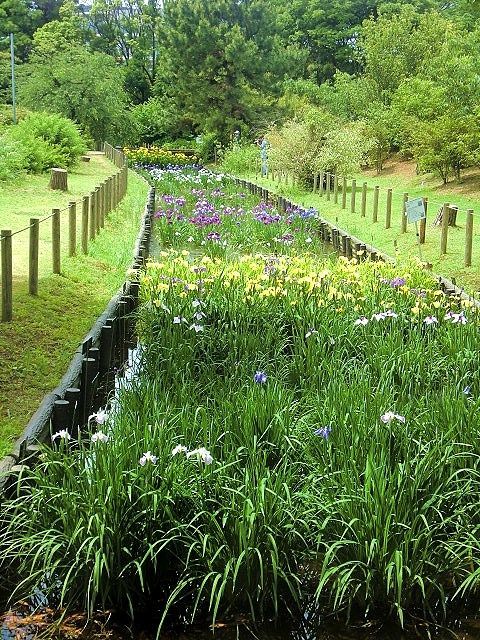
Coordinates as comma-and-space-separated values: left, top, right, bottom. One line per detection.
405, 198, 426, 261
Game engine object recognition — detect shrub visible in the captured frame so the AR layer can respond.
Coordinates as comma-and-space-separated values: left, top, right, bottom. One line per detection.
10, 112, 87, 170
0, 133, 28, 181
220, 143, 259, 175
196, 132, 219, 163
129, 98, 186, 147
0, 104, 31, 127
123, 146, 198, 167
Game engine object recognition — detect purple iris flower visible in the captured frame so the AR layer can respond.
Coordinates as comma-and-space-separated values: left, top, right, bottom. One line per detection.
314, 426, 332, 439
381, 277, 406, 288
254, 371, 267, 384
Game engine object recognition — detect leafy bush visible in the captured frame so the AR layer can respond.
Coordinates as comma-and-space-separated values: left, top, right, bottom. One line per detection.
220, 143, 259, 175
0, 104, 31, 126
196, 132, 219, 163
10, 112, 87, 170
314, 122, 375, 177
0, 112, 88, 178
162, 138, 198, 150
129, 97, 189, 147
0, 133, 28, 181
124, 146, 198, 167
267, 107, 340, 185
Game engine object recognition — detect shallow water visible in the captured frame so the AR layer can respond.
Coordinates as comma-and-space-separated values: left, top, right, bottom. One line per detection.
2, 608, 480, 640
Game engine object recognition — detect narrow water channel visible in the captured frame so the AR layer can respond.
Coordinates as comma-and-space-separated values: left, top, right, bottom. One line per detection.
2, 608, 480, 640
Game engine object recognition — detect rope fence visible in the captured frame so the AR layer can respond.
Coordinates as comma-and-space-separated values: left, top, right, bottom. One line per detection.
1, 143, 128, 322
264, 167, 477, 270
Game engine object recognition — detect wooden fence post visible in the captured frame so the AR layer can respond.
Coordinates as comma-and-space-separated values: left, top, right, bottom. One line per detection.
401, 193, 408, 233
82, 195, 89, 254
52, 208, 61, 274
334, 174, 339, 204
115, 173, 120, 207
350, 179, 356, 213
419, 198, 427, 244
95, 188, 101, 234
319, 171, 324, 196
110, 175, 115, 211
29, 218, 39, 295
385, 189, 392, 229
100, 183, 105, 228
373, 186, 379, 223
89, 191, 96, 240
108, 176, 114, 212
465, 210, 474, 267
342, 177, 347, 209
361, 182, 367, 217
326, 173, 331, 201
104, 178, 110, 216
440, 203, 450, 255
1, 230, 12, 321
68, 201, 76, 257
110, 177, 115, 211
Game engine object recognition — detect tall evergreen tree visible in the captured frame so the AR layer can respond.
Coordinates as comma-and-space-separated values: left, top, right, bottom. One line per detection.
155, 0, 304, 140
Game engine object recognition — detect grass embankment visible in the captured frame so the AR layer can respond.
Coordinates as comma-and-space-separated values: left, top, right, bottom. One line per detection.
0, 159, 149, 456
244, 159, 480, 295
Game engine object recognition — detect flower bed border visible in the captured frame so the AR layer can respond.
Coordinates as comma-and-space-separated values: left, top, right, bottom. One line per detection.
239, 177, 479, 307
0, 185, 156, 492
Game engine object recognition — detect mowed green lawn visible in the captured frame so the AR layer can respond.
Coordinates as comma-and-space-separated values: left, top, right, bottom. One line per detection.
0, 157, 149, 456
249, 159, 480, 295
0, 153, 115, 278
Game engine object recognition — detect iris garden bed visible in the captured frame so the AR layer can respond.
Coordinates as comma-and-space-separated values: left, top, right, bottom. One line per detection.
1, 166, 480, 636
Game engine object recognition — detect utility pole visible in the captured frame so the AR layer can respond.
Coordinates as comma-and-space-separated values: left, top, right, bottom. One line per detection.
10, 33, 16, 124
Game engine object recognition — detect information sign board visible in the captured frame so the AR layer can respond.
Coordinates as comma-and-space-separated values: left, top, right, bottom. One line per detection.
406, 198, 426, 223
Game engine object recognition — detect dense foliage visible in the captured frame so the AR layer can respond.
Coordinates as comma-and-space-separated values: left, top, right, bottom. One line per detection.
1, 0, 479, 177
2, 167, 480, 633
0, 111, 86, 179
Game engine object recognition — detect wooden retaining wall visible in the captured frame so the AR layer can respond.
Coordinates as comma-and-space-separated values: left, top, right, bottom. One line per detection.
0, 186, 155, 493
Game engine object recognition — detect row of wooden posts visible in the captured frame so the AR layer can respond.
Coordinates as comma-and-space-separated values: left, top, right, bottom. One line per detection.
264, 168, 475, 268
1, 147, 128, 322
1, 187, 155, 492
314, 171, 475, 267
235, 178, 387, 264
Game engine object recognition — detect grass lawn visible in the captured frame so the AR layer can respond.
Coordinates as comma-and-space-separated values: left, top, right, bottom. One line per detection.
246, 158, 480, 295
0, 153, 117, 279
0, 161, 149, 456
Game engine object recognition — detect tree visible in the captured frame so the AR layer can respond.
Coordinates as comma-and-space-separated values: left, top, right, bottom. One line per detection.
413, 114, 480, 183
315, 121, 374, 177
155, 0, 304, 142
0, 0, 40, 59
88, 0, 164, 102
387, 19, 480, 183
29, 0, 87, 59
128, 96, 188, 145
267, 107, 339, 184
447, 0, 480, 27
272, 0, 379, 83
19, 46, 130, 145
359, 6, 455, 102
